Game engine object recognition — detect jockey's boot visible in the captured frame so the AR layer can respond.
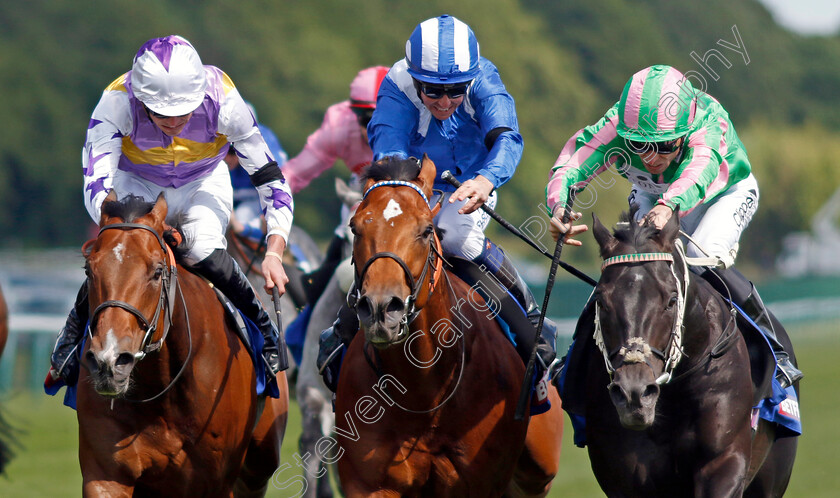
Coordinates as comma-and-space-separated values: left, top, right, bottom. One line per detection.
474, 239, 558, 410
47, 283, 89, 386
701, 267, 802, 389
741, 285, 803, 389
317, 304, 359, 393
194, 248, 286, 375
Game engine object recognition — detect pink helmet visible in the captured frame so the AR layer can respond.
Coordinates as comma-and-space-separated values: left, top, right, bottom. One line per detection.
349, 66, 390, 109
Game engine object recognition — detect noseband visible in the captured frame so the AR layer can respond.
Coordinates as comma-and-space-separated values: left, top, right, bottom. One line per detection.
89, 222, 179, 362
593, 241, 689, 385
349, 180, 444, 342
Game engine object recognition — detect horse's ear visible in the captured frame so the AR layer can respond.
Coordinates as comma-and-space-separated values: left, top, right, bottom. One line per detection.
655, 208, 681, 251
418, 154, 437, 199
98, 190, 119, 226
592, 213, 619, 258
149, 192, 169, 223
335, 177, 362, 208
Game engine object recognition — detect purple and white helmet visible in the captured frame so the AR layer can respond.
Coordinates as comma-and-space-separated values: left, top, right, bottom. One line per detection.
405, 15, 480, 84
130, 35, 207, 117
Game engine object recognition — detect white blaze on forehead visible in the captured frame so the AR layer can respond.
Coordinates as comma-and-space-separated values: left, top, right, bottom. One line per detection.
383, 199, 403, 221
113, 243, 125, 263
99, 329, 121, 364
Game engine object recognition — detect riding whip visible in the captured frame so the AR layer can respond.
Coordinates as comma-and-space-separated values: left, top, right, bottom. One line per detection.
271, 287, 290, 372
440, 170, 594, 287
514, 187, 578, 421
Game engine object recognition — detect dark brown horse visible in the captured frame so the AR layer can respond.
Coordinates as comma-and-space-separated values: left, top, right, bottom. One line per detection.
573, 211, 797, 496
77, 191, 288, 496
334, 156, 563, 497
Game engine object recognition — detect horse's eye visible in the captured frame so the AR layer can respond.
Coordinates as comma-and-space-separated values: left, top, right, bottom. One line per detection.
153, 267, 164, 280
348, 220, 358, 236
422, 224, 434, 239
666, 294, 678, 310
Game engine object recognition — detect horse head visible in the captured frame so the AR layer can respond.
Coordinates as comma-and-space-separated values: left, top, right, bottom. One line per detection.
349, 155, 441, 348
591, 209, 687, 430
83, 191, 178, 397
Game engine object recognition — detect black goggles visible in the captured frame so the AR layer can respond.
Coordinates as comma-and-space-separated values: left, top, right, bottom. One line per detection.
626, 137, 683, 155
145, 106, 189, 120
351, 106, 375, 127
413, 79, 470, 100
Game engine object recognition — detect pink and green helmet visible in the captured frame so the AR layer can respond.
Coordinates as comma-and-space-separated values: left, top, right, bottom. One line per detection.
617, 65, 697, 142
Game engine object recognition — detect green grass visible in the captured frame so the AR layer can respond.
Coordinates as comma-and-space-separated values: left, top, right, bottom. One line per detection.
0, 321, 836, 497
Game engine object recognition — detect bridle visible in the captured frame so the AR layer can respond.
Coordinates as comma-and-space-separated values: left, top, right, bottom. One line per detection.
90, 223, 178, 360
350, 179, 465, 414
348, 180, 445, 343
593, 240, 690, 385
89, 222, 191, 403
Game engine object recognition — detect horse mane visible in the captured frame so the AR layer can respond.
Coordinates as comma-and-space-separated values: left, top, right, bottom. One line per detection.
100, 194, 194, 261
361, 156, 422, 183
607, 206, 666, 254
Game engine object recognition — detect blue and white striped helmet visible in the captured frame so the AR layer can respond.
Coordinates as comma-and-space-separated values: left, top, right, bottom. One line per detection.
405, 15, 480, 84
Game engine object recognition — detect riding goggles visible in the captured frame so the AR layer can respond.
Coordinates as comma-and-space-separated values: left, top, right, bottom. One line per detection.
350, 105, 375, 127
145, 105, 191, 120
626, 137, 683, 155
413, 79, 471, 100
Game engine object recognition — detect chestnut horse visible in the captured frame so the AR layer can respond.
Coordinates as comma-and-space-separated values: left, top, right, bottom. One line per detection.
334, 156, 563, 497
573, 211, 798, 496
77, 192, 288, 496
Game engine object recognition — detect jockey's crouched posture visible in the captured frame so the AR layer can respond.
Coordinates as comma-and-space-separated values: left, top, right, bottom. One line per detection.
546, 65, 802, 389
49, 35, 292, 384
316, 15, 560, 410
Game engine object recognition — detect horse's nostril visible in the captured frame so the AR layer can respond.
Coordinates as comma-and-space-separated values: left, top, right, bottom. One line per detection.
116, 352, 135, 368
642, 384, 660, 400
385, 296, 405, 314
356, 295, 374, 323
84, 350, 100, 373
608, 382, 625, 401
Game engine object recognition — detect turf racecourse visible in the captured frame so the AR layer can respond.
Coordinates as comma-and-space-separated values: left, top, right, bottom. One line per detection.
0, 320, 835, 497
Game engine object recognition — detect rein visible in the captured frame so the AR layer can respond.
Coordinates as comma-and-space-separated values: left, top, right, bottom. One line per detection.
90, 222, 193, 403
228, 228, 266, 277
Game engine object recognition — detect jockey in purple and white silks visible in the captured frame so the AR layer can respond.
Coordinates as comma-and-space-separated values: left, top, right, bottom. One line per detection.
49, 35, 291, 384
546, 64, 802, 388
318, 15, 560, 411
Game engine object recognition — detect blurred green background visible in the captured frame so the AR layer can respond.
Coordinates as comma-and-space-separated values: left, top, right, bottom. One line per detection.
1, 0, 839, 271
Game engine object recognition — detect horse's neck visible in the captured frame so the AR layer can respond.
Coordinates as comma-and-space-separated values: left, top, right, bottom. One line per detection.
131, 270, 211, 396
683, 278, 728, 353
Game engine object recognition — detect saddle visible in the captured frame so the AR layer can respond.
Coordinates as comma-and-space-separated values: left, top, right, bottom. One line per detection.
447, 257, 537, 358
212, 288, 280, 398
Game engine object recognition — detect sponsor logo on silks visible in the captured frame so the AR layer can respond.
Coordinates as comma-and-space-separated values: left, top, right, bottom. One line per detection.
778, 395, 801, 421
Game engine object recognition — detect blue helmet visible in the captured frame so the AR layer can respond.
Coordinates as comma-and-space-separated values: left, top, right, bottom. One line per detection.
405, 15, 480, 84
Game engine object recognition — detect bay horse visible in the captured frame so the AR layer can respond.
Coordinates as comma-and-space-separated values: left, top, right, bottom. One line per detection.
77, 191, 288, 496
573, 210, 797, 496
334, 155, 563, 497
